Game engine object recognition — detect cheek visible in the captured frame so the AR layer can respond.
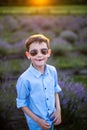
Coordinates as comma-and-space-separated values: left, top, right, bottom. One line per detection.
45, 55, 49, 59
30, 57, 35, 61
44, 57, 48, 62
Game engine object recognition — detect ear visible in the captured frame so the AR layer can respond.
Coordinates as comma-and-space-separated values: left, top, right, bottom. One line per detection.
48, 49, 51, 58
25, 51, 30, 59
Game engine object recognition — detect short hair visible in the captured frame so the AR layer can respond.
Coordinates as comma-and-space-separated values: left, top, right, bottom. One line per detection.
25, 34, 50, 51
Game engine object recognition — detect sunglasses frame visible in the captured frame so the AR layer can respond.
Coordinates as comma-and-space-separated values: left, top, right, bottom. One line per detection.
29, 48, 49, 57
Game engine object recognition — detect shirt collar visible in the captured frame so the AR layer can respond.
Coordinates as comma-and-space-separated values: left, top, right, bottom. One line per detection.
29, 64, 49, 78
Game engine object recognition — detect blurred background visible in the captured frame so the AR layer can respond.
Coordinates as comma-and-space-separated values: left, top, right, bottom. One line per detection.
0, 0, 87, 130
0, 0, 87, 6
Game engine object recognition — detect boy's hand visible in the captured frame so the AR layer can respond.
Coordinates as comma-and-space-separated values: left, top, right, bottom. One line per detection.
50, 111, 61, 125
37, 118, 51, 130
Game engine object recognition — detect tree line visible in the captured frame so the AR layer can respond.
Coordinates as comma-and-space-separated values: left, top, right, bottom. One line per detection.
0, 0, 87, 6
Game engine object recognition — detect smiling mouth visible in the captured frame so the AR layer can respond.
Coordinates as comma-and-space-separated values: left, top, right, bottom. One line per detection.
36, 59, 44, 61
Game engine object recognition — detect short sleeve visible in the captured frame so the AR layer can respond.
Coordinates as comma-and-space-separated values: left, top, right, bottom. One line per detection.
54, 68, 62, 93
16, 77, 30, 108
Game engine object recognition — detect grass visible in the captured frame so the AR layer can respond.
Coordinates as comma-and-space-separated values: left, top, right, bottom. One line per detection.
48, 55, 87, 69
0, 5, 87, 15
73, 75, 87, 87
0, 59, 26, 77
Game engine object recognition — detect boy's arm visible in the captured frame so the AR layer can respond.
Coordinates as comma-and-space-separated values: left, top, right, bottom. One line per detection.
21, 106, 39, 122
21, 106, 51, 129
50, 93, 62, 125
55, 93, 61, 113
55, 93, 62, 125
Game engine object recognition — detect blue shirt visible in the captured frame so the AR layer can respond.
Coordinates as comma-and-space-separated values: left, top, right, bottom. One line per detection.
16, 64, 61, 129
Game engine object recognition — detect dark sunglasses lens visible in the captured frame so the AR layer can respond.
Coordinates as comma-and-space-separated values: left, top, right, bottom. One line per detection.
30, 49, 48, 56
30, 50, 37, 56
41, 49, 48, 55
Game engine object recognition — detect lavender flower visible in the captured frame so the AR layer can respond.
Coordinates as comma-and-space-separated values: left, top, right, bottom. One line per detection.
59, 77, 87, 114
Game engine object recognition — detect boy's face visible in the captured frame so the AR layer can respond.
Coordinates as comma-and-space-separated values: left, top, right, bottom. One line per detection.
26, 42, 51, 71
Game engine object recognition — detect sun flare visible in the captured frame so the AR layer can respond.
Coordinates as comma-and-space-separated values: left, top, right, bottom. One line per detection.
29, 0, 50, 6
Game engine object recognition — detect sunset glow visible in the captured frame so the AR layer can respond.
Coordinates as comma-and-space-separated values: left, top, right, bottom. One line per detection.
29, 0, 51, 6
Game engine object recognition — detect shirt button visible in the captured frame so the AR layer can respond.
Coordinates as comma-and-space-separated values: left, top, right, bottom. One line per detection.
46, 98, 48, 100
45, 88, 46, 90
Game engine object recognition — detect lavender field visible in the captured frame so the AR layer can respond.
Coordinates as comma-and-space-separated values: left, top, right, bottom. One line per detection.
0, 14, 87, 130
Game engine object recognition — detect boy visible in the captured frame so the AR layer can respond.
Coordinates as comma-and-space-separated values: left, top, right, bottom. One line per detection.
16, 34, 62, 130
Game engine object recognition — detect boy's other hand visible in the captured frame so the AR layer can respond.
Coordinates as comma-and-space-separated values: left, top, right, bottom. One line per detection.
37, 118, 51, 130
50, 111, 61, 125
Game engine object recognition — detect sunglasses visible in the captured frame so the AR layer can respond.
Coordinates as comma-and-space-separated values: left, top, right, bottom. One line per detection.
29, 48, 48, 56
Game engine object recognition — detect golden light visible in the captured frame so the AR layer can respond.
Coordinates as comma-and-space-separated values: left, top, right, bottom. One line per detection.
29, 0, 51, 6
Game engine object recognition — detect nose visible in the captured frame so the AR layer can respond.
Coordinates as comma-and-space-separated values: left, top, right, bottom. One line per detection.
37, 50, 43, 56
